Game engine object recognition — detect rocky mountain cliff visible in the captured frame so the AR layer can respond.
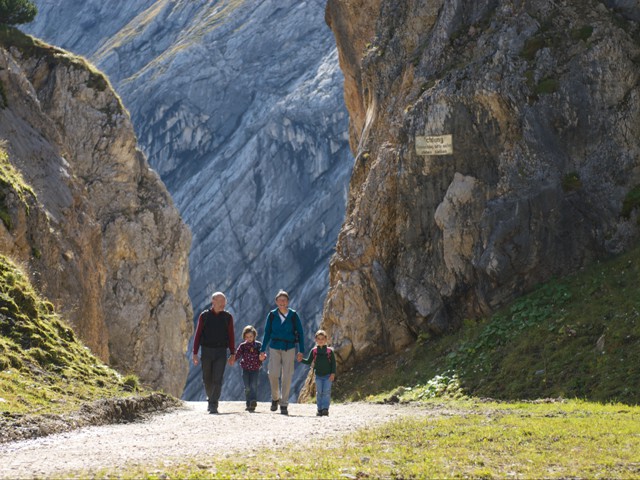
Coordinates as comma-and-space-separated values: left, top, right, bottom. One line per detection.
0, 28, 192, 397
321, 0, 640, 368
26, 0, 352, 400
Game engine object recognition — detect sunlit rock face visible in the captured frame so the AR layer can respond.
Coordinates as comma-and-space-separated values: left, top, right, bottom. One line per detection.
0, 37, 192, 397
27, 0, 353, 400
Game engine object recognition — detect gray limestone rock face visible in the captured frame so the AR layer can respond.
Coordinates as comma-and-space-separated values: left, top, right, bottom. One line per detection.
322, 0, 640, 370
26, 0, 353, 401
0, 32, 192, 397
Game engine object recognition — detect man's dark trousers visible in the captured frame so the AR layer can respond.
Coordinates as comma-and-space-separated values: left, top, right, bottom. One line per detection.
201, 346, 227, 412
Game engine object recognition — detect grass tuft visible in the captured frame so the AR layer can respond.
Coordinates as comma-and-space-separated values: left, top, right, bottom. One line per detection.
0, 78, 7, 108
122, 374, 140, 392
521, 35, 546, 61
535, 77, 559, 95
622, 185, 640, 219
571, 25, 594, 41
0, 146, 35, 229
561, 171, 582, 192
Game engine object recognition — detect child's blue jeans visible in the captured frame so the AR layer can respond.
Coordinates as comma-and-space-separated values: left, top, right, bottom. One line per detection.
316, 374, 332, 411
242, 369, 259, 406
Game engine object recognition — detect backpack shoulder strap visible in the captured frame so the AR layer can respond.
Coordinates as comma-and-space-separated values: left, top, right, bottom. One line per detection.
289, 309, 297, 332
267, 310, 275, 335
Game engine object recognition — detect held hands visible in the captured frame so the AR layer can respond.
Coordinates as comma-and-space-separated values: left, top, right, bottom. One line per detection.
259, 352, 267, 361
227, 354, 236, 366
192, 353, 199, 366
296, 352, 303, 362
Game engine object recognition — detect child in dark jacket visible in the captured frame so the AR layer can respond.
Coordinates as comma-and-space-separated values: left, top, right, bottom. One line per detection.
235, 325, 263, 412
300, 329, 336, 416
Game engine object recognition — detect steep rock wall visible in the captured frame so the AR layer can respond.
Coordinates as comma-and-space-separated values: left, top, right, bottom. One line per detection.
323, 0, 640, 367
0, 30, 192, 396
26, 0, 353, 401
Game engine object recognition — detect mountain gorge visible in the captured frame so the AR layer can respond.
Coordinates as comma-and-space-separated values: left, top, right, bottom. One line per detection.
26, 0, 352, 400
321, 0, 640, 368
15, 0, 640, 404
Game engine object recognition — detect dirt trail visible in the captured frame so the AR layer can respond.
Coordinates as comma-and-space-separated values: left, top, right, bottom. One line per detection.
0, 401, 430, 479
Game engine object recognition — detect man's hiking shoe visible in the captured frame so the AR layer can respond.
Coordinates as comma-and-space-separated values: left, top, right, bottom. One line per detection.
280, 405, 288, 415
322, 409, 329, 416
208, 408, 218, 414
250, 400, 257, 411
316, 410, 322, 416
270, 400, 279, 411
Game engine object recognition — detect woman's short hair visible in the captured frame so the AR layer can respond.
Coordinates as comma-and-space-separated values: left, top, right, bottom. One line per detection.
275, 289, 289, 301
242, 325, 257, 339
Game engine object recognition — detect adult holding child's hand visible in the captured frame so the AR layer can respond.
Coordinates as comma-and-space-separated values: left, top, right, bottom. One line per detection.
260, 290, 305, 416
192, 292, 236, 415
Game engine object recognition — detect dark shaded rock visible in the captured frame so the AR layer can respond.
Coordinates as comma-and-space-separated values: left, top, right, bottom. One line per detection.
321, 0, 640, 370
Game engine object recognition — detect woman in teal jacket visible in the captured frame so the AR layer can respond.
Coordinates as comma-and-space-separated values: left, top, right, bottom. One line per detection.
259, 290, 305, 415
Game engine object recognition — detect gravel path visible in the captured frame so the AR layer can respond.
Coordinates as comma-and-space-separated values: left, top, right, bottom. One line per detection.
0, 401, 428, 479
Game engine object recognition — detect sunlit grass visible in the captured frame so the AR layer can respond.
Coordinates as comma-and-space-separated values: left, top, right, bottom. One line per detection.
0, 255, 139, 415
97, 0, 248, 84
80, 399, 640, 479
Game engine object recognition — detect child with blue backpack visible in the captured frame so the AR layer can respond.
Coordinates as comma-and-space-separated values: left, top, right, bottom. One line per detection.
300, 329, 336, 416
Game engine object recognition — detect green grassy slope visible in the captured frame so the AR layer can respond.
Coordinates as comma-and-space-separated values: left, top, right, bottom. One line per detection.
0, 253, 140, 415
335, 242, 640, 405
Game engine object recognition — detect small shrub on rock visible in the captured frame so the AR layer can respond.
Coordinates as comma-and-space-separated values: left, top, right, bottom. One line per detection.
0, 0, 37, 26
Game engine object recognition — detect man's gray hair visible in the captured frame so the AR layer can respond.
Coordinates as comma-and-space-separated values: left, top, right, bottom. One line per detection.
211, 291, 226, 300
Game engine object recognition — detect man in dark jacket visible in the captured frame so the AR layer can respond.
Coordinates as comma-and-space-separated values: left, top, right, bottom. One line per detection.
192, 292, 236, 414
